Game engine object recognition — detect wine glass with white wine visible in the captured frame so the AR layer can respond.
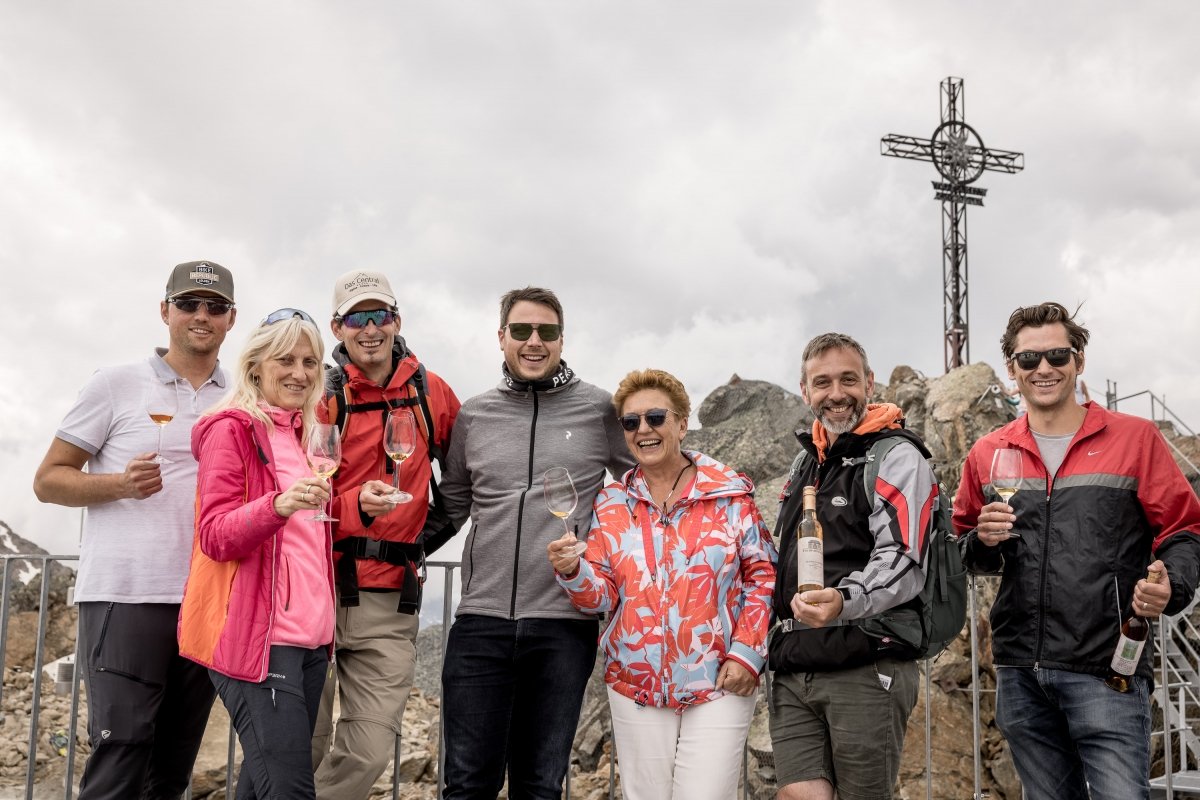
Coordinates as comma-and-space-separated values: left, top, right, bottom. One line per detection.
990, 447, 1023, 539
544, 467, 586, 557
145, 381, 179, 464
383, 410, 419, 504
306, 423, 341, 522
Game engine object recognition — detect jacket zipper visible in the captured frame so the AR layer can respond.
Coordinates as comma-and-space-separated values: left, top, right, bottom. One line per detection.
510, 390, 540, 620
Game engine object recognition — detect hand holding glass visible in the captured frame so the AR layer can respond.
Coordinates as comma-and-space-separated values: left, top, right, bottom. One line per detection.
544, 467, 586, 557
145, 382, 179, 464
306, 424, 341, 522
990, 447, 1023, 539
383, 411, 418, 504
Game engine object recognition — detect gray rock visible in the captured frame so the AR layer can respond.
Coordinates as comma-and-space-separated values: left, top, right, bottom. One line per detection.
686, 377, 812, 486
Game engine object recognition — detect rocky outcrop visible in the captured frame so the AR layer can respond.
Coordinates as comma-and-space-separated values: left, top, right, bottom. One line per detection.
685, 376, 813, 486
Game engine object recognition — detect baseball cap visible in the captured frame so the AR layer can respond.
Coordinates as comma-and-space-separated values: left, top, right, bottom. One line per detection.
333, 270, 396, 317
165, 261, 235, 303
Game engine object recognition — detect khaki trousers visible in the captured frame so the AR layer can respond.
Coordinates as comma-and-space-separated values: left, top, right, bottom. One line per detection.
311, 590, 419, 800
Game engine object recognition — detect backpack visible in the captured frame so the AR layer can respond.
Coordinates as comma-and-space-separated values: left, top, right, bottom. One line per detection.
784, 432, 968, 660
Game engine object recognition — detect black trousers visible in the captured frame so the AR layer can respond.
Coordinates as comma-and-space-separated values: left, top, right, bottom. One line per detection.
211, 645, 329, 800
76, 601, 215, 800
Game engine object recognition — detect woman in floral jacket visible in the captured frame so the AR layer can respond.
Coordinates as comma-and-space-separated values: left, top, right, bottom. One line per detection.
548, 368, 776, 800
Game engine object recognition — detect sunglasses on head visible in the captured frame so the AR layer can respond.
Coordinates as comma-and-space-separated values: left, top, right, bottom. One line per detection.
504, 322, 562, 342
336, 309, 397, 329
619, 408, 674, 432
1010, 347, 1078, 371
262, 308, 316, 326
169, 296, 234, 315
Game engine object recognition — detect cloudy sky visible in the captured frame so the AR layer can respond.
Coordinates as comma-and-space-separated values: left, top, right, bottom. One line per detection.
3, 1, 1199, 557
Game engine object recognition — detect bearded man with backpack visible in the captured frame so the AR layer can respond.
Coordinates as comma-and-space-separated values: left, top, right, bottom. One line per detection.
310, 270, 461, 800
769, 332, 940, 800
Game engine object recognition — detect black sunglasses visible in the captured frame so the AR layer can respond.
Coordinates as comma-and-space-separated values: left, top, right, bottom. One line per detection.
336, 309, 397, 329
262, 308, 316, 326
504, 322, 562, 342
169, 296, 234, 315
619, 408, 675, 432
1011, 347, 1078, 371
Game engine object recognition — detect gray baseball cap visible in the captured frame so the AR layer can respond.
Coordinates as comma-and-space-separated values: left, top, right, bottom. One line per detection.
166, 261, 235, 303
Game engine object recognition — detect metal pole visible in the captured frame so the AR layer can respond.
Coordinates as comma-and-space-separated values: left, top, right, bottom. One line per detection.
393, 735, 402, 800
0, 558, 14, 715
923, 657, 933, 800
1160, 615, 1174, 799
438, 565, 456, 800
969, 575, 982, 799
24, 559, 54, 796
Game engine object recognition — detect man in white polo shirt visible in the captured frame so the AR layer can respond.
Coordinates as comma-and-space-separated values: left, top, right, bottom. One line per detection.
34, 261, 237, 800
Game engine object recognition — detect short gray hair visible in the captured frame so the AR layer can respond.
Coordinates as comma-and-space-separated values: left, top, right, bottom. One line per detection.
800, 333, 871, 384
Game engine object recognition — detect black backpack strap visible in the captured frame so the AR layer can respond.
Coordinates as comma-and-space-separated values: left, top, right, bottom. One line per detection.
332, 538, 425, 615
407, 365, 444, 466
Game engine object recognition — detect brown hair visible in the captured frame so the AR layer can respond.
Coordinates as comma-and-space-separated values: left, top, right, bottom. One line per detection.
612, 369, 691, 420
799, 332, 871, 384
499, 287, 564, 328
1000, 302, 1090, 363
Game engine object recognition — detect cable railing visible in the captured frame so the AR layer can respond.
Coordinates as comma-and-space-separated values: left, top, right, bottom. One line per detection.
4, 553, 1200, 799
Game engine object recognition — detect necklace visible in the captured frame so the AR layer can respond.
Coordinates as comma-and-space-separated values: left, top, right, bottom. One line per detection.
658, 459, 693, 513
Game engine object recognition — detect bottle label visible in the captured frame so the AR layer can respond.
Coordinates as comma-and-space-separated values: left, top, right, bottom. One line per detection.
797, 538, 824, 588
1109, 634, 1145, 676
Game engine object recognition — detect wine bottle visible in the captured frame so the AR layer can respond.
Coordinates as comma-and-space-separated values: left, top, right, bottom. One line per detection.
797, 486, 825, 594
1105, 568, 1160, 692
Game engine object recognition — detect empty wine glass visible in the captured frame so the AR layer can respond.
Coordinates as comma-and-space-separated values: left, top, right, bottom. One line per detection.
306, 423, 341, 522
145, 381, 178, 464
383, 410, 419, 504
990, 447, 1023, 539
544, 467, 586, 557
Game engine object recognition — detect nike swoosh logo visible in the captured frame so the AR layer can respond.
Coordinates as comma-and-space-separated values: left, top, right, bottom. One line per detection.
1088, 450, 1102, 456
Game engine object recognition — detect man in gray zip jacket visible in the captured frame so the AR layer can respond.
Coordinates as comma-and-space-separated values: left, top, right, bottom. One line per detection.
432, 286, 633, 800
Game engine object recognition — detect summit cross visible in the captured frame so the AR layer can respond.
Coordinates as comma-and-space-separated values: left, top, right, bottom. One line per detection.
881, 76, 1025, 372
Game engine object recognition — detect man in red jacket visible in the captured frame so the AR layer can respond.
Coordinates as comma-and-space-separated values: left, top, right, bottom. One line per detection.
311, 270, 460, 800
954, 301, 1200, 800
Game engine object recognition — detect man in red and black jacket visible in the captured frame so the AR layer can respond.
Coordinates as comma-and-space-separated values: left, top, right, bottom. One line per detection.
954, 301, 1200, 800
310, 269, 460, 800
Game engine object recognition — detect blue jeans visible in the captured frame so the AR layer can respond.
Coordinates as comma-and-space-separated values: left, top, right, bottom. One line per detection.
995, 666, 1151, 800
441, 614, 599, 800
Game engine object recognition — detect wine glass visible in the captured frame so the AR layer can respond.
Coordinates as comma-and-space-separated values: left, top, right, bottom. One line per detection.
990, 447, 1023, 539
306, 423, 341, 522
383, 410, 419, 504
145, 381, 178, 464
544, 467, 586, 557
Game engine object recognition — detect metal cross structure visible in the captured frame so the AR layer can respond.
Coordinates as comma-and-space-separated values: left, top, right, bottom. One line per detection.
881, 77, 1025, 372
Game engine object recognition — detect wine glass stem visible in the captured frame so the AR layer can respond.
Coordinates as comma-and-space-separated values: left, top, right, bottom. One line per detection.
393, 463, 401, 491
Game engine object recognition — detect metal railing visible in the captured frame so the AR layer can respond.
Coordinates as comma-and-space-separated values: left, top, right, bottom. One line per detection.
1106, 382, 1199, 479
6, 553, 1200, 799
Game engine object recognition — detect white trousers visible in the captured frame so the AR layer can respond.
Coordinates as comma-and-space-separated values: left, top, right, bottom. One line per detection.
607, 686, 757, 800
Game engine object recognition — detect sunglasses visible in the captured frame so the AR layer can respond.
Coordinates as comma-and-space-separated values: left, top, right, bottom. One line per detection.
169, 296, 234, 315
262, 308, 316, 326
1010, 347, 1078, 371
336, 309, 397, 329
504, 322, 562, 342
619, 408, 675, 432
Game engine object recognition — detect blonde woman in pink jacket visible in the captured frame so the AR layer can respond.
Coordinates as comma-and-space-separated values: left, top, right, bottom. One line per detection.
178, 309, 335, 799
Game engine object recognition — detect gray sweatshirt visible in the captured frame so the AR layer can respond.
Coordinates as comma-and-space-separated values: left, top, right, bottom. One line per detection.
440, 371, 635, 620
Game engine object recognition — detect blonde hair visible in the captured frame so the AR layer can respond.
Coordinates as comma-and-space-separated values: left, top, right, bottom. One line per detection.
207, 317, 326, 440
612, 368, 691, 419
